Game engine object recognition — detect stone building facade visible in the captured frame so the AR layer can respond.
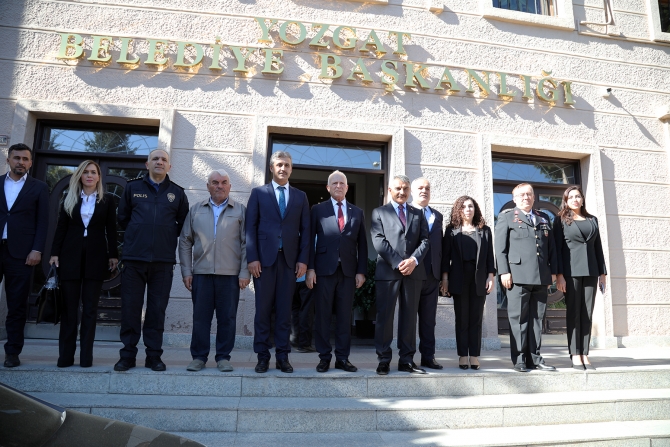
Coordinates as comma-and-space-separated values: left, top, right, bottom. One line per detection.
1, 0, 669, 348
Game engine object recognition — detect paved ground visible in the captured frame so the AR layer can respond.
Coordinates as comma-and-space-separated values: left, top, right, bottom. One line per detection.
7, 335, 670, 373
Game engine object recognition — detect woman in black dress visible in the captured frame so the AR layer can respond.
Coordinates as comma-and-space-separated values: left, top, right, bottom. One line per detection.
49, 160, 118, 367
553, 186, 607, 370
441, 196, 495, 370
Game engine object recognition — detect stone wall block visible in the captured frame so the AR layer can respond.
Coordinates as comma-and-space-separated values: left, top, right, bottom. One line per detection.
173, 112, 253, 152
404, 128, 478, 168
405, 166, 478, 204
170, 149, 252, 191
601, 149, 668, 183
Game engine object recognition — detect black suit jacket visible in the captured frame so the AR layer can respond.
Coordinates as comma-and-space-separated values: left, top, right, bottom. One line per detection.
245, 183, 310, 268
0, 174, 49, 259
51, 193, 119, 281
308, 199, 368, 277
414, 205, 443, 280
553, 216, 607, 278
371, 202, 429, 281
442, 225, 496, 297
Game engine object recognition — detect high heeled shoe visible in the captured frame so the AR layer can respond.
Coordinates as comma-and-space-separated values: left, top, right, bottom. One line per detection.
458, 356, 469, 370
469, 357, 480, 370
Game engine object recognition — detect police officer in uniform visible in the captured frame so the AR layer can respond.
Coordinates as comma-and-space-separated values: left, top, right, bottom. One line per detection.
114, 149, 189, 372
495, 183, 557, 373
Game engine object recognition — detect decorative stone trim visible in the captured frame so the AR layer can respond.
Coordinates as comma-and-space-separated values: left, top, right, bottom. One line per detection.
480, 0, 576, 31
646, 0, 670, 42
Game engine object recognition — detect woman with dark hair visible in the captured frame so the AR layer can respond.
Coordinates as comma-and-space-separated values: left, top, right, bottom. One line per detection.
553, 186, 607, 370
49, 160, 118, 368
441, 196, 495, 370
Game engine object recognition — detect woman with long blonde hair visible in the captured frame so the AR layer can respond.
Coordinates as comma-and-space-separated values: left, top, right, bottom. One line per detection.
49, 160, 118, 367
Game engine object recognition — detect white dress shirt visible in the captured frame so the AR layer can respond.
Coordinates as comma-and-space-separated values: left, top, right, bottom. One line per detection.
3, 173, 27, 239
80, 191, 97, 237
331, 197, 347, 222
411, 202, 435, 232
210, 197, 228, 237
271, 180, 290, 207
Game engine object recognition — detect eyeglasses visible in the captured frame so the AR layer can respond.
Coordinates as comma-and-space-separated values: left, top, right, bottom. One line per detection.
514, 192, 534, 198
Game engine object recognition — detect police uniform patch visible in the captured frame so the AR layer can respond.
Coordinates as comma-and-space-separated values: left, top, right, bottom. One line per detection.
167, 193, 175, 202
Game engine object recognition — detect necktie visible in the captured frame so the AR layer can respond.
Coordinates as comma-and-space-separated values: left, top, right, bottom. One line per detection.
278, 186, 286, 219
337, 201, 345, 232
424, 207, 432, 232
278, 186, 286, 249
398, 204, 406, 229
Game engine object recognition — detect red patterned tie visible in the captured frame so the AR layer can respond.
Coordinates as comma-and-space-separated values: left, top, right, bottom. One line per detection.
337, 202, 345, 232
398, 204, 406, 228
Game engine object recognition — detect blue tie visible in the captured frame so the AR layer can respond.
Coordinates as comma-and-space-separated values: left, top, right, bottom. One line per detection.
278, 186, 286, 249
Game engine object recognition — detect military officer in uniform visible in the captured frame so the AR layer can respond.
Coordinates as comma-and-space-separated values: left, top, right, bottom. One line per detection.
495, 183, 557, 373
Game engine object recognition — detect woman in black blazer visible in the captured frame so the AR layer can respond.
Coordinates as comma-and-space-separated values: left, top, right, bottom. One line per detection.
441, 196, 495, 370
49, 160, 118, 368
553, 186, 607, 370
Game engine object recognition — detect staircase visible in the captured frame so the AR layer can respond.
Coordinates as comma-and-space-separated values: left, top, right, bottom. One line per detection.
2, 363, 670, 446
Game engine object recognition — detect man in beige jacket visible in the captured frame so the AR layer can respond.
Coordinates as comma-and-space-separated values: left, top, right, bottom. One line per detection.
179, 169, 250, 372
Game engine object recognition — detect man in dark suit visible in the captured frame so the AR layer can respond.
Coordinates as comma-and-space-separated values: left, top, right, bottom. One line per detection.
246, 151, 310, 373
495, 183, 557, 373
306, 170, 368, 373
371, 174, 430, 375
410, 177, 443, 370
0, 144, 48, 367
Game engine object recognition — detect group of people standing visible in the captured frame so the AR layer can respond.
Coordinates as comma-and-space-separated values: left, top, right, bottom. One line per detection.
1, 143, 606, 375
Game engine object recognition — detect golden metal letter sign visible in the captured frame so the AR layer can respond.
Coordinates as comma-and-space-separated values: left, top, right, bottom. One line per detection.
55, 18, 576, 106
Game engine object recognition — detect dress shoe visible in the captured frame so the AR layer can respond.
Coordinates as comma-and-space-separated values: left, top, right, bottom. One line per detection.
584, 364, 596, 371
420, 358, 443, 370
80, 362, 92, 368
57, 358, 74, 368
573, 364, 585, 370
458, 356, 469, 370
376, 362, 390, 375
316, 360, 330, 373
145, 356, 166, 371
536, 363, 556, 371
398, 362, 427, 374
255, 359, 269, 373
295, 346, 315, 353
335, 359, 358, 372
113, 358, 136, 372
513, 363, 529, 373
276, 359, 294, 373
3, 355, 20, 368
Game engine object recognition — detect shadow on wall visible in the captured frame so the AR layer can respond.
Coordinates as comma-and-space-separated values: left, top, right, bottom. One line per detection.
599, 151, 628, 337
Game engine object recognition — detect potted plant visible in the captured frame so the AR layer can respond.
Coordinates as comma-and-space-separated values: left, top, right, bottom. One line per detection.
353, 258, 377, 338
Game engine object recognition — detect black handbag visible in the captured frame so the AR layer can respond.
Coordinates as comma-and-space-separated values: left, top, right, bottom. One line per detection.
36, 264, 62, 324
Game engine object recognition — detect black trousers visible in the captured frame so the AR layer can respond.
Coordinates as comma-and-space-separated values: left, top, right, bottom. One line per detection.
253, 252, 296, 362
375, 277, 422, 364
291, 281, 314, 348
565, 276, 598, 356
507, 283, 547, 367
119, 261, 174, 359
418, 274, 439, 360
1, 244, 33, 356
59, 278, 103, 366
314, 265, 355, 362
452, 262, 486, 357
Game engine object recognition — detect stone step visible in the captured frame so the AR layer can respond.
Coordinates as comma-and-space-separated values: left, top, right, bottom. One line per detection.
3, 365, 670, 398
29, 389, 670, 433
171, 420, 670, 446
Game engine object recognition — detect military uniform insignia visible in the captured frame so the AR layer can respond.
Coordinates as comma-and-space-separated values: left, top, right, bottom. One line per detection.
167, 193, 175, 202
